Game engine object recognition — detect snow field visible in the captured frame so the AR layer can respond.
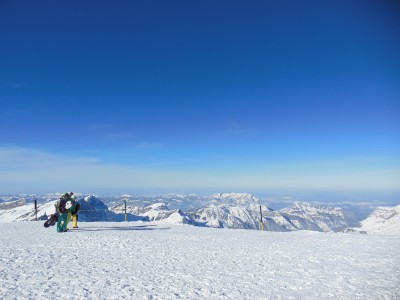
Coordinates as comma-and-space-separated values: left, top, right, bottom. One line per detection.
0, 222, 399, 299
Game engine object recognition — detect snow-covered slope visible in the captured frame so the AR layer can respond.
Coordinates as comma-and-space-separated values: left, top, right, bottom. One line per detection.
0, 195, 116, 223
0, 222, 399, 299
0, 199, 56, 222
280, 202, 357, 232
191, 204, 294, 231
191, 204, 262, 229
349, 205, 400, 235
112, 203, 191, 224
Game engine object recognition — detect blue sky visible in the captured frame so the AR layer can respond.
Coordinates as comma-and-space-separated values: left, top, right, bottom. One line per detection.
0, 1, 399, 194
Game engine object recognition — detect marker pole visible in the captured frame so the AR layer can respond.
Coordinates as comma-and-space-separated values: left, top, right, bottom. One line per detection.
124, 199, 128, 222
260, 205, 264, 231
34, 199, 38, 221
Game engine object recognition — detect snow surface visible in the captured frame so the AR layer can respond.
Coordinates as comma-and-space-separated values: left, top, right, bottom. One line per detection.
0, 222, 399, 299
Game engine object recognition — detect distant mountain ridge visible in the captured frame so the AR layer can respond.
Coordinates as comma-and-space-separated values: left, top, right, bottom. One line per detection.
0, 199, 27, 210
0, 193, 366, 233
280, 201, 358, 232
210, 193, 260, 206
189, 201, 357, 232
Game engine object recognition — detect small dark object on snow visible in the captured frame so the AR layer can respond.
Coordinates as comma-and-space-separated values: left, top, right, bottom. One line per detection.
44, 214, 58, 228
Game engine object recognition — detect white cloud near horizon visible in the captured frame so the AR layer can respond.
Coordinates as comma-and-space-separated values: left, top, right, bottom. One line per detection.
0, 146, 399, 193
0, 147, 206, 192
0, 147, 98, 169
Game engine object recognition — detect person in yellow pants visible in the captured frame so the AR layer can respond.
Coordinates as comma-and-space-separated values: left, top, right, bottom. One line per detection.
72, 213, 78, 228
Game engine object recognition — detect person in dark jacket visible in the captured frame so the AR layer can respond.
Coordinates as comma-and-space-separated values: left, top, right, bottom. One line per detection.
56, 193, 71, 232
66, 192, 80, 229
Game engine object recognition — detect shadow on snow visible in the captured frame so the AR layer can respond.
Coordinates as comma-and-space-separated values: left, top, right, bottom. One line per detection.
69, 224, 171, 232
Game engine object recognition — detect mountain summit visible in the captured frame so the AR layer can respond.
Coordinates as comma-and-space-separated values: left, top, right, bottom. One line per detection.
210, 193, 259, 206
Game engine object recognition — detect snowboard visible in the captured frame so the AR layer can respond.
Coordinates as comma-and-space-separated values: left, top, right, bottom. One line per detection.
44, 214, 58, 228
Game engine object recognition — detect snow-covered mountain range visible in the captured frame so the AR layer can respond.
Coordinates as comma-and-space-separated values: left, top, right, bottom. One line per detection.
108, 193, 261, 211
0, 193, 375, 234
2, 192, 399, 234
189, 201, 358, 232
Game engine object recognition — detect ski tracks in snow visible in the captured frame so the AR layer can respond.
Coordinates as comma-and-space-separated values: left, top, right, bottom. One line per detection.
0, 222, 399, 299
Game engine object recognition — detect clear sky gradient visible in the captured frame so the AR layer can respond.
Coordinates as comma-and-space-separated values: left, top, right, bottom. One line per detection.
0, 1, 399, 194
